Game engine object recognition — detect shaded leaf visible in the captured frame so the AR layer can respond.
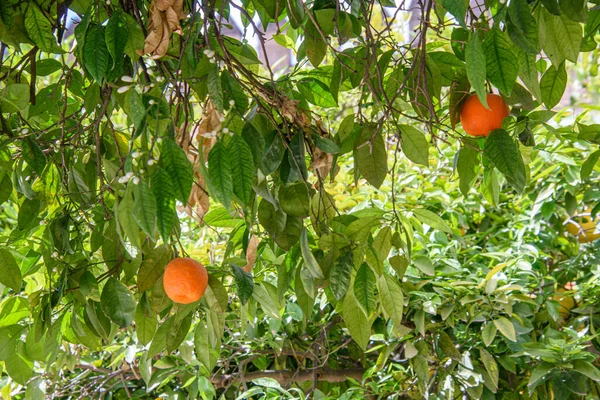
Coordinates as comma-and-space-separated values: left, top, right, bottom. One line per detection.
483, 28, 518, 96
484, 130, 527, 193
342, 288, 371, 350
540, 62, 567, 109
354, 264, 376, 316
101, 277, 136, 327
208, 141, 233, 209
354, 125, 387, 188
330, 251, 353, 300
300, 229, 325, 280
0, 249, 22, 292
160, 138, 194, 203
227, 135, 255, 205
399, 125, 429, 166
465, 35, 488, 108
137, 245, 170, 292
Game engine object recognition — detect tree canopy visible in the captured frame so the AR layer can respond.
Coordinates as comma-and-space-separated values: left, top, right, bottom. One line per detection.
1, 0, 600, 398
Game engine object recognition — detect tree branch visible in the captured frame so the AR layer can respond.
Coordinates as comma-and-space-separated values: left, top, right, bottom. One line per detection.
210, 367, 365, 389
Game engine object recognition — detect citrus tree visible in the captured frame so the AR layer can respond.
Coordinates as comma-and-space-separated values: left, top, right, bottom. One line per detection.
1, 0, 600, 398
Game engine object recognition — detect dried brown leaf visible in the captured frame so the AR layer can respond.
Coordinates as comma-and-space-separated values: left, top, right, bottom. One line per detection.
156, 0, 175, 11
165, 7, 182, 34
311, 147, 333, 179
242, 235, 260, 273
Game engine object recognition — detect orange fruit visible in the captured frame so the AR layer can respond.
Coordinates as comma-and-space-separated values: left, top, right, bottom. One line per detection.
460, 93, 510, 137
565, 209, 600, 243
552, 285, 576, 316
163, 258, 208, 304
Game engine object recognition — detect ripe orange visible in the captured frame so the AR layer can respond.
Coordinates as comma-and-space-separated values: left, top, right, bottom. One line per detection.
163, 258, 208, 304
460, 93, 510, 137
565, 209, 600, 243
552, 283, 576, 316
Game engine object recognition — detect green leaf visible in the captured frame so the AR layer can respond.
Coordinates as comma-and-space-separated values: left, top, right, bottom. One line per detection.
484, 130, 527, 193
442, 0, 467, 27
480, 348, 499, 389
222, 71, 249, 114
493, 317, 516, 342
137, 245, 171, 292
133, 182, 157, 237
329, 251, 353, 300
18, 198, 41, 230
208, 141, 233, 209
297, 78, 338, 108
257, 199, 302, 250
342, 288, 371, 350
207, 65, 223, 112
483, 28, 518, 96
377, 274, 404, 331
101, 277, 136, 327
0, 249, 22, 292
300, 229, 325, 280
413, 256, 435, 276
482, 322, 497, 347
540, 62, 567, 109
24, 3, 59, 53
252, 283, 281, 320
465, 35, 488, 108
412, 209, 452, 233
1, 83, 29, 113
581, 149, 600, 180
312, 133, 341, 154
105, 10, 129, 67
412, 355, 429, 392
166, 312, 192, 352
116, 186, 141, 249
457, 144, 480, 196
279, 182, 311, 218
354, 125, 387, 188
232, 265, 254, 305
304, 23, 327, 67
148, 316, 172, 358
507, 0, 538, 54
223, 36, 262, 64
367, 226, 392, 275
559, 0, 587, 23
528, 362, 554, 393
227, 134, 255, 205
123, 13, 144, 60
83, 25, 109, 83
194, 320, 220, 371
35, 59, 62, 76
354, 264, 376, 316
439, 331, 461, 361
160, 138, 194, 203
5, 343, 33, 385
346, 216, 381, 243
0, 297, 29, 328
399, 125, 429, 166
287, 0, 305, 28
285, 132, 308, 182
518, 53, 543, 103
542, 10, 582, 66
151, 168, 177, 241
22, 137, 47, 176
584, 10, 600, 41
572, 360, 600, 382
261, 131, 285, 175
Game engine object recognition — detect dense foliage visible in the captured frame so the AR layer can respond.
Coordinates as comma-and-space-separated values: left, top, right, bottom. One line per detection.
1, 0, 600, 398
